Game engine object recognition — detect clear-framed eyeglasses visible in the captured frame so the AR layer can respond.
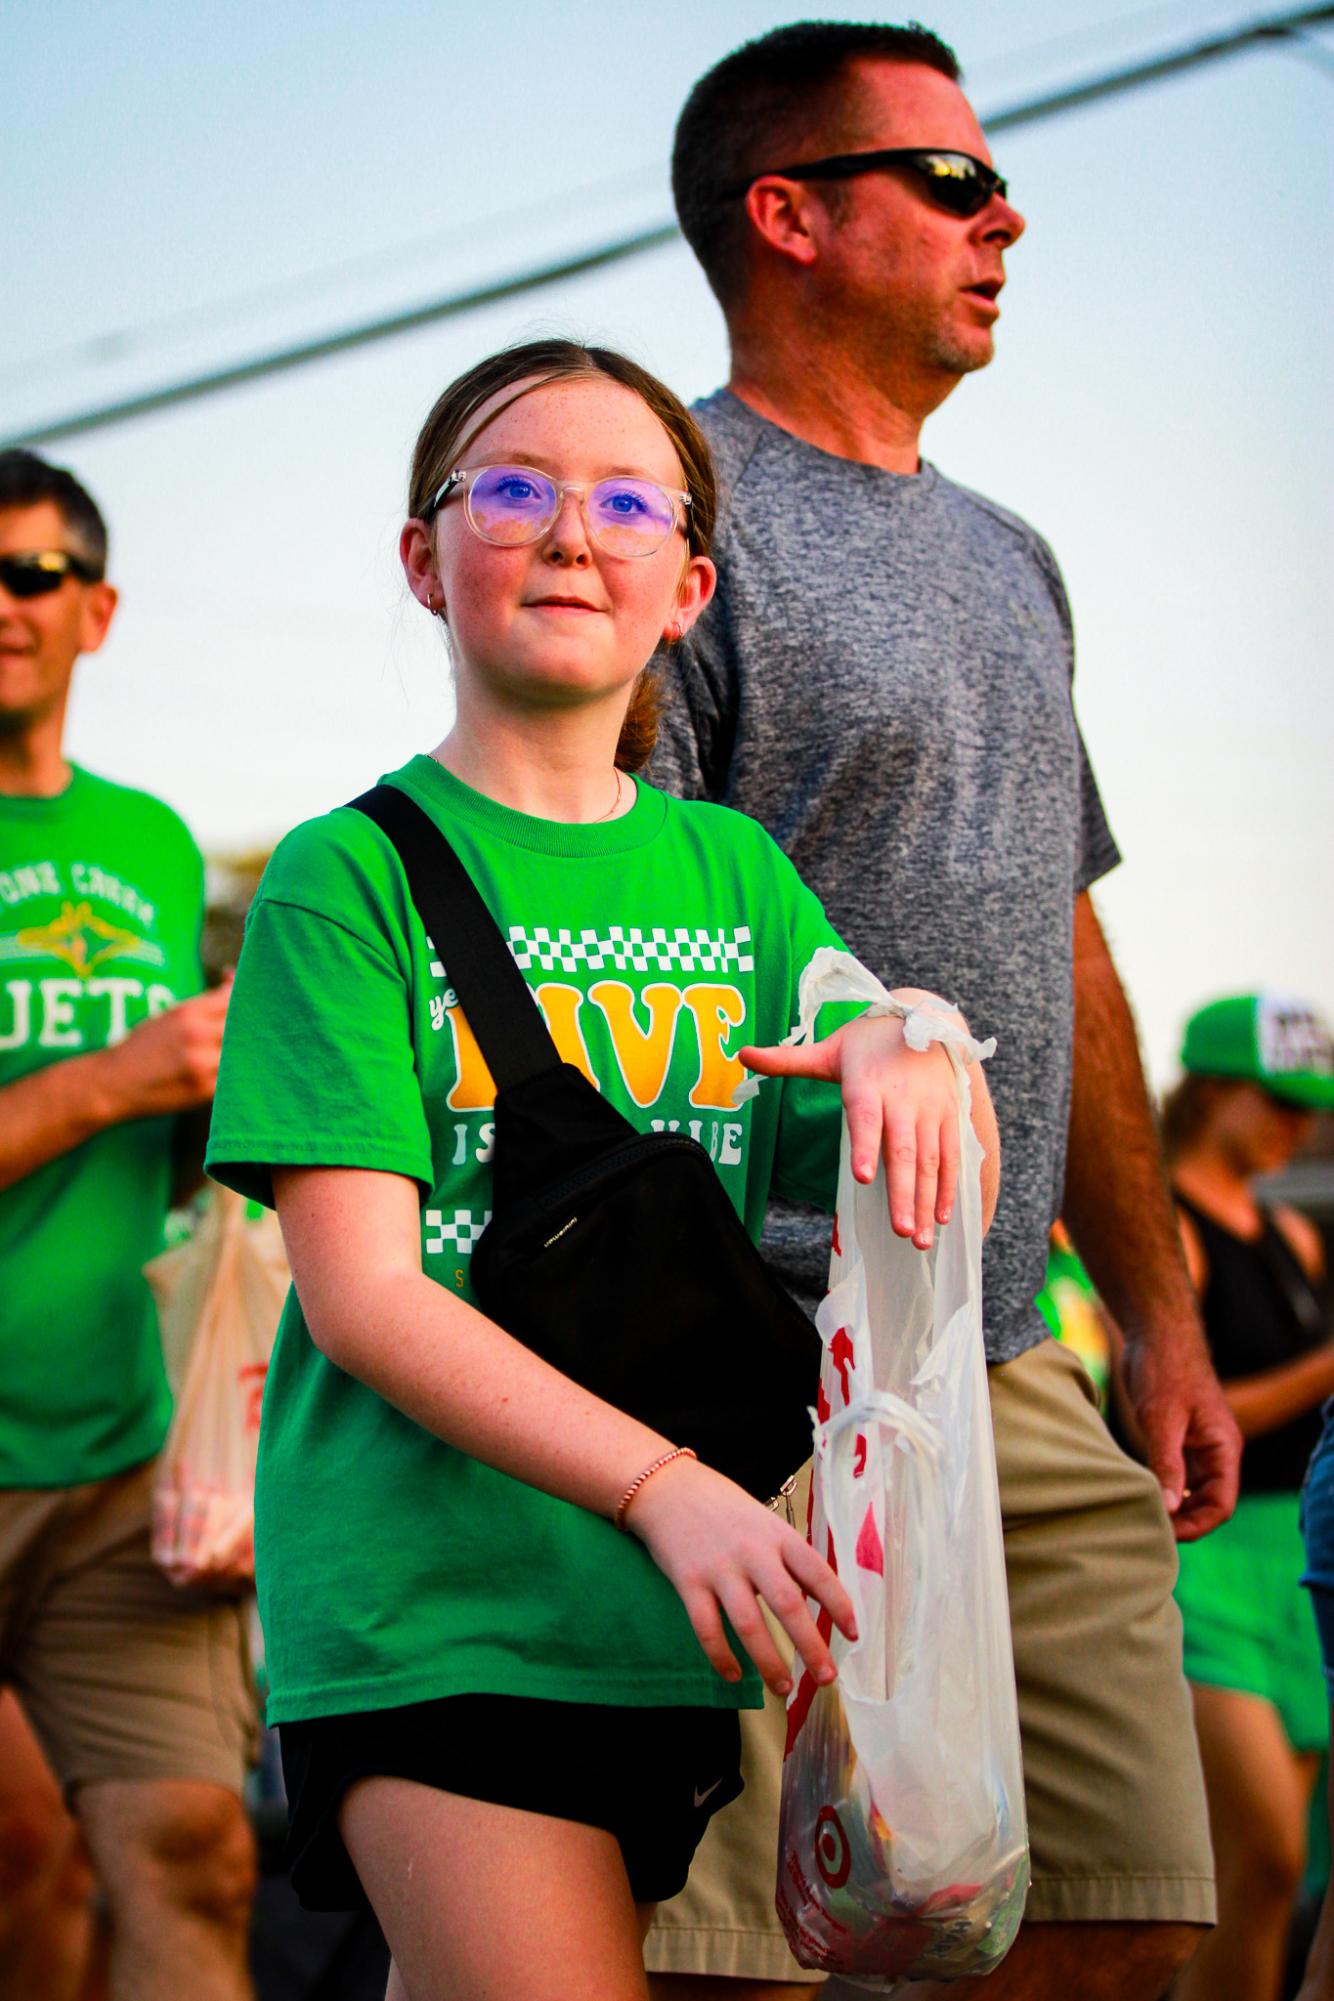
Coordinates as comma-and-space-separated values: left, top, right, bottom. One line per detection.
429, 464, 691, 559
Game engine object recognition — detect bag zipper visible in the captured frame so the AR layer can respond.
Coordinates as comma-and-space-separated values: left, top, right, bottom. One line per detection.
522, 1129, 710, 1218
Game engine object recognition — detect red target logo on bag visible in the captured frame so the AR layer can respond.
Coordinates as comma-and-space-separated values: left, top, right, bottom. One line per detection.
814, 1805, 851, 1889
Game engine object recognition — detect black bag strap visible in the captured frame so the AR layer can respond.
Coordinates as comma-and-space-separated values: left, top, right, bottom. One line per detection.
347, 784, 560, 1093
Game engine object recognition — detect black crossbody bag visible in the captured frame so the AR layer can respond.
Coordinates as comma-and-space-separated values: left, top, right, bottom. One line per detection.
349, 783, 821, 1501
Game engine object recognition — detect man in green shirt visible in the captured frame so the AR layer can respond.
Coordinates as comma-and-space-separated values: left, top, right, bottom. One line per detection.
0, 450, 256, 2001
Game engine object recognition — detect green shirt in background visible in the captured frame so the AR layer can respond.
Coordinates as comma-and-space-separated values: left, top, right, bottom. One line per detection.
207, 757, 853, 1724
0, 766, 204, 1487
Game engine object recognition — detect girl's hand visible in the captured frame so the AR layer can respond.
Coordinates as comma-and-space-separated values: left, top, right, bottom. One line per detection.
622, 1454, 856, 1696
741, 994, 994, 1249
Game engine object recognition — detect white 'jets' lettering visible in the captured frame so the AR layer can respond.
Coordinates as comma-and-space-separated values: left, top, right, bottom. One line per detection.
38, 979, 84, 1049
0, 976, 167, 1053
0, 981, 33, 1050
85, 976, 146, 1045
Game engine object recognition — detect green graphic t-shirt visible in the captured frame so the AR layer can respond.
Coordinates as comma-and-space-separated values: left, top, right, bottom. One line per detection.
0, 767, 204, 1486
207, 757, 854, 1723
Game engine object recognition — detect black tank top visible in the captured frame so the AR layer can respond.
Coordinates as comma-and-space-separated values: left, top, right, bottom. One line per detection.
1175, 1190, 1329, 1495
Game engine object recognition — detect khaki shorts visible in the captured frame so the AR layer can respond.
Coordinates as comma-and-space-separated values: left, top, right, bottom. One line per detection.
0, 1458, 259, 1799
645, 1338, 1215, 1982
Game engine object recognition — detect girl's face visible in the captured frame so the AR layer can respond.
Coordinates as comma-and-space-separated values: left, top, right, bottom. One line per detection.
402, 376, 715, 718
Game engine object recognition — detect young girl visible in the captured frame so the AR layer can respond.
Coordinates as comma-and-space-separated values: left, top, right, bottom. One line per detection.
206, 339, 999, 2001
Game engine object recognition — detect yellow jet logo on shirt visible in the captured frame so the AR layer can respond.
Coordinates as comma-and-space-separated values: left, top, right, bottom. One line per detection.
14, 900, 164, 979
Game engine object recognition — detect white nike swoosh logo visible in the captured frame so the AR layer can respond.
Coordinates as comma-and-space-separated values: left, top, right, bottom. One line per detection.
693, 1778, 723, 1809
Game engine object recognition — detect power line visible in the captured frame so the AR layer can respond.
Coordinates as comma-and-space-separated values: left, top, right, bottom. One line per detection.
3, 226, 678, 449
982, 1, 1333, 128
0, 163, 667, 390
6, 2, 1331, 451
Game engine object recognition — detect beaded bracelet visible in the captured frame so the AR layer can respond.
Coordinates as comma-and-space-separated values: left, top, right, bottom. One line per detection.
614, 1446, 698, 1532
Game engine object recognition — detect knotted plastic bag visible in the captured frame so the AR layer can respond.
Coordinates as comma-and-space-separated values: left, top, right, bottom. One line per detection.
147, 1184, 288, 1591
773, 951, 1028, 1985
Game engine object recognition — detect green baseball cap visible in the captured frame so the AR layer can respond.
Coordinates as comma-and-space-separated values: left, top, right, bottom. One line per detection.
1181, 994, 1334, 1110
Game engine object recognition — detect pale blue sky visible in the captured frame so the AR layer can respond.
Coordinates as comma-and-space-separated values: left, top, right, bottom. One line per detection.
5, 0, 1332, 1079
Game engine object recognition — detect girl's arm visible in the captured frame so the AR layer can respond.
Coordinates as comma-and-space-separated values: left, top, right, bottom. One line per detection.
740, 990, 1000, 1249
273, 1165, 857, 1696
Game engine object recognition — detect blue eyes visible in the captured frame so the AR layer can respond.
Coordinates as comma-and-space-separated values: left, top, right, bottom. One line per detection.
454, 464, 687, 556
492, 474, 545, 506
598, 487, 650, 519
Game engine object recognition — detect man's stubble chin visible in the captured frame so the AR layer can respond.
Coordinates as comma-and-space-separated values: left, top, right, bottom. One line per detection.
925, 327, 996, 377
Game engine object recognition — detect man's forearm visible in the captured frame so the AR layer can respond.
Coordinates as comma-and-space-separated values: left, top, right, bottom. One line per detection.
0, 1049, 128, 1194
1062, 895, 1200, 1343
1063, 897, 1241, 1534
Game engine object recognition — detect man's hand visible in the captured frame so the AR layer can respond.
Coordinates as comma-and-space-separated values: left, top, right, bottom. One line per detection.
99, 978, 232, 1121
1119, 1325, 1241, 1541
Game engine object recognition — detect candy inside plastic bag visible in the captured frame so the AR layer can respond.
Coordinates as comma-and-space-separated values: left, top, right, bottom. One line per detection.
775, 953, 1028, 1984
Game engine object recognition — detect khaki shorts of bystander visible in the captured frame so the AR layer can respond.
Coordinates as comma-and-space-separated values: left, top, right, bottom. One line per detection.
0, 1457, 258, 1798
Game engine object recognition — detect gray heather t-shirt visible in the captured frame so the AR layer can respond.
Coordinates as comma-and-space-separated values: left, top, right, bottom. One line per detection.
650, 390, 1120, 1364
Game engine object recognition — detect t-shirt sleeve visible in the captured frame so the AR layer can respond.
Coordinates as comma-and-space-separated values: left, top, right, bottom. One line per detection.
1073, 710, 1121, 894
1027, 529, 1121, 895
206, 847, 433, 1207
648, 612, 740, 802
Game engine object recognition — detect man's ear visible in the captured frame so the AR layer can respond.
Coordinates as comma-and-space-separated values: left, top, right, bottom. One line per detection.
743, 179, 821, 270
79, 581, 118, 655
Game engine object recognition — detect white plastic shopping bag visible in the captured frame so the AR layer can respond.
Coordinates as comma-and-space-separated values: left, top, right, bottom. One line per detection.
147, 1184, 288, 1591
772, 951, 1029, 1985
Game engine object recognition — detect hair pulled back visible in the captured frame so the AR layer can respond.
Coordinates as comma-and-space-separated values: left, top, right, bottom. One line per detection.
408, 340, 716, 774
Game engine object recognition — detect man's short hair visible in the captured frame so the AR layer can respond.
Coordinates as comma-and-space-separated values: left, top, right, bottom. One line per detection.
673, 20, 961, 311
0, 449, 109, 576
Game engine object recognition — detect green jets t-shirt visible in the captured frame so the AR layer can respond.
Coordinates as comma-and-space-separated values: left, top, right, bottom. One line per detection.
0, 766, 204, 1487
207, 757, 851, 1723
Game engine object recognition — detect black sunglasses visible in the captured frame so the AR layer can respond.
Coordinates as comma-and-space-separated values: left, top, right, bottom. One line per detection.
0, 551, 102, 600
720, 147, 1007, 219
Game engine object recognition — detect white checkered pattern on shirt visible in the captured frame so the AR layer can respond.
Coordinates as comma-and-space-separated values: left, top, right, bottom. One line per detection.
505, 925, 754, 976
424, 1208, 492, 1256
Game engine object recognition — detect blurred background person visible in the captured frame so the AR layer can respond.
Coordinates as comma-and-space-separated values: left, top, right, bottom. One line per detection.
0, 449, 257, 2001
0, 1692, 105, 2001
1297, 1397, 1334, 2001
1165, 994, 1334, 2001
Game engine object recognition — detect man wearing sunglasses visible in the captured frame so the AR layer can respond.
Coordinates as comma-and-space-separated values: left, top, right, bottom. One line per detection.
645, 21, 1234, 2001
0, 450, 257, 2001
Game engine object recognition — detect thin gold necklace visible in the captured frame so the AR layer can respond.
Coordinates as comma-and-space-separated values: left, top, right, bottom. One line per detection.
594, 767, 624, 822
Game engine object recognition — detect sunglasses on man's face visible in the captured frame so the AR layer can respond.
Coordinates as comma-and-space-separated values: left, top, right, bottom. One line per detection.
720, 147, 1007, 219
0, 551, 102, 600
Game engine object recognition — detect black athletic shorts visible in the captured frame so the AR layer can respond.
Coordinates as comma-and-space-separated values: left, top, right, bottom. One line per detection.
279, 1692, 745, 1910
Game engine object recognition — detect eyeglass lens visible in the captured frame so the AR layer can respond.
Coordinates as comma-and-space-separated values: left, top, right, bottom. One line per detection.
910, 152, 999, 217
466, 468, 677, 557
0, 555, 85, 600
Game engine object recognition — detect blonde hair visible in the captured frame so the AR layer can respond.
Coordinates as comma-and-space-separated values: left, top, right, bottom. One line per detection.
409, 340, 716, 773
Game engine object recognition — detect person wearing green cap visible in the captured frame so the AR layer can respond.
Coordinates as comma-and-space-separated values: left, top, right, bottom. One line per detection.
1163, 993, 1334, 2001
